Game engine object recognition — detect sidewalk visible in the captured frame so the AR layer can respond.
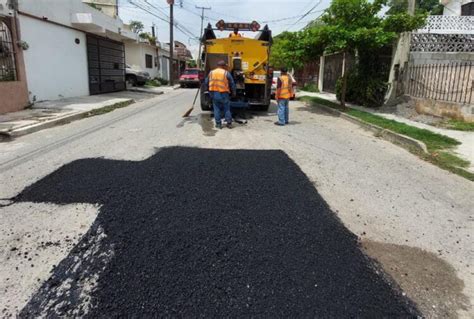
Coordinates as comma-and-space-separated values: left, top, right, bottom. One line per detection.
298, 91, 474, 171
0, 88, 167, 139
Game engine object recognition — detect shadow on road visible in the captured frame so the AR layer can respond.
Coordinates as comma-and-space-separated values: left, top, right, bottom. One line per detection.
16, 147, 420, 317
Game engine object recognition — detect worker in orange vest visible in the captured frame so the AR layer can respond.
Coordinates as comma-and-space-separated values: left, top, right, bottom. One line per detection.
205, 60, 236, 129
275, 67, 293, 126
229, 27, 242, 38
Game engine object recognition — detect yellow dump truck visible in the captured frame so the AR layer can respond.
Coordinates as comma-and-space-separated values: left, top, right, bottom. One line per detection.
200, 21, 273, 111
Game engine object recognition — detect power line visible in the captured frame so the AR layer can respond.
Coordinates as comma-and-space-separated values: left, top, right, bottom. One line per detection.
128, 0, 199, 39
195, 5, 211, 68
261, 10, 324, 24
287, 0, 323, 30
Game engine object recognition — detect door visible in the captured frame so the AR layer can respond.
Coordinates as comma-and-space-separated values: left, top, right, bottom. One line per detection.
323, 53, 344, 93
87, 35, 125, 95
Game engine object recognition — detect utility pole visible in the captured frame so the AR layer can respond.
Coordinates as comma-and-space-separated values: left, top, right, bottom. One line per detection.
168, 0, 175, 85
195, 5, 211, 69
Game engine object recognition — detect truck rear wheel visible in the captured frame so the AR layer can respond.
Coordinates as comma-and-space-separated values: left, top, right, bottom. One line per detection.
201, 102, 211, 111
253, 104, 270, 112
200, 84, 212, 111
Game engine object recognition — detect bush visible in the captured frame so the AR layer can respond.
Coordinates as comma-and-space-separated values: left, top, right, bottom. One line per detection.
156, 77, 169, 86
146, 79, 161, 87
301, 82, 319, 93
336, 71, 388, 108
335, 47, 391, 108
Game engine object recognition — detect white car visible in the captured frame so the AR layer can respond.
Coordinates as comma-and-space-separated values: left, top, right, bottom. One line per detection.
271, 71, 297, 100
125, 65, 150, 86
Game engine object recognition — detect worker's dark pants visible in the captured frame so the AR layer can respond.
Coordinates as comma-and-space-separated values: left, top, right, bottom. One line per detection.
211, 92, 232, 125
277, 99, 289, 125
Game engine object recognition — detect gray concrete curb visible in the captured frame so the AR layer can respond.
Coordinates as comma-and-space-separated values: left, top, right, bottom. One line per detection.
312, 103, 429, 154
2, 99, 135, 138
127, 88, 164, 95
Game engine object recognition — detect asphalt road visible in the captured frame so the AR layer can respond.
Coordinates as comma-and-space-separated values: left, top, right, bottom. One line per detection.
1, 89, 473, 317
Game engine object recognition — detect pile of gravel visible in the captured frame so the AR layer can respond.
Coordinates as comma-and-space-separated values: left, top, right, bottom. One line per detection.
17, 147, 419, 317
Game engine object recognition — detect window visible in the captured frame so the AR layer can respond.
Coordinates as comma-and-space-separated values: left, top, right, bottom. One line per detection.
145, 54, 153, 68
461, 2, 474, 16
0, 19, 17, 82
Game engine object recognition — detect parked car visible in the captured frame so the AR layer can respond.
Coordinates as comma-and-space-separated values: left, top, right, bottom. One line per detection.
126, 65, 150, 87
179, 68, 204, 88
271, 70, 297, 100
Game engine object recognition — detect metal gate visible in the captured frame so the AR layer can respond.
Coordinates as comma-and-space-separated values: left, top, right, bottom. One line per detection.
87, 35, 125, 95
323, 53, 344, 93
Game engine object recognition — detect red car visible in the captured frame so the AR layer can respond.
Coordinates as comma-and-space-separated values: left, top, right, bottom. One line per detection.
179, 68, 204, 88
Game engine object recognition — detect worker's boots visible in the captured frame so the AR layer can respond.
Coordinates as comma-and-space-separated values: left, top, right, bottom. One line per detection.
216, 123, 223, 129
226, 123, 233, 129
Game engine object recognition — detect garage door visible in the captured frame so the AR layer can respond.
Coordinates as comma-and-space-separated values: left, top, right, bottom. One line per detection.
87, 35, 125, 95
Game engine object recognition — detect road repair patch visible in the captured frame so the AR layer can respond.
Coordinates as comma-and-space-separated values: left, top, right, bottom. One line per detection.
15, 147, 420, 317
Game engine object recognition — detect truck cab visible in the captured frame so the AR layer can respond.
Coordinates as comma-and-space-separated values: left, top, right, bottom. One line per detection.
200, 21, 273, 111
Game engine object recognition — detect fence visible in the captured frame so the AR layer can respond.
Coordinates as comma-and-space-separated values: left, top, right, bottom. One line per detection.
411, 33, 474, 53
0, 19, 17, 82
405, 62, 473, 104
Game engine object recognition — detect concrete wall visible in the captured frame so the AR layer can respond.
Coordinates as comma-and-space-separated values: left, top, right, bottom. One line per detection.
17, 0, 136, 42
413, 97, 474, 122
125, 42, 159, 78
409, 51, 474, 65
19, 15, 89, 102
0, 16, 29, 114
83, 0, 118, 18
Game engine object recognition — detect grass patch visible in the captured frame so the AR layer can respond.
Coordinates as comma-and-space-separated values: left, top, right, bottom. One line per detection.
301, 83, 319, 93
299, 96, 338, 109
300, 96, 473, 181
146, 79, 161, 87
438, 119, 474, 132
86, 100, 134, 117
435, 151, 470, 168
345, 109, 459, 152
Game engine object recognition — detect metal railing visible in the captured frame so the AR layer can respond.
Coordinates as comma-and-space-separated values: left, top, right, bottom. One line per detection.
0, 20, 17, 82
416, 16, 474, 35
405, 62, 473, 104
411, 33, 474, 52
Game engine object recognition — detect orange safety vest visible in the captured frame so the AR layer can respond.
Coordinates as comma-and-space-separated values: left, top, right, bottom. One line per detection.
277, 75, 292, 99
208, 68, 230, 93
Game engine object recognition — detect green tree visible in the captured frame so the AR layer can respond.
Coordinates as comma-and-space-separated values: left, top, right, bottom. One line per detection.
270, 28, 325, 70
386, 0, 444, 15
139, 32, 157, 46
318, 0, 425, 107
187, 60, 198, 68
129, 20, 145, 34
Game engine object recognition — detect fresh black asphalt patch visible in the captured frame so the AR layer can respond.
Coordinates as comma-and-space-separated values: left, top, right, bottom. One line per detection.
16, 147, 420, 317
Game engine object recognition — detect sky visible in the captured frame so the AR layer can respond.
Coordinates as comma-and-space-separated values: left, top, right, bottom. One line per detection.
118, 0, 333, 59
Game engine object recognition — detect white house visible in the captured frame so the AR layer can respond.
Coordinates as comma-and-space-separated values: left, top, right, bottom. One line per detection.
440, 0, 474, 16
83, 0, 118, 18
124, 40, 160, 79
13, 0, 137, 102
157, 41, 171, 81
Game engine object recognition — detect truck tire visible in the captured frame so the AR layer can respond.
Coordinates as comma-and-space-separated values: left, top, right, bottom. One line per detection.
200, 84, 212, 111
254, 104, 270, 112
201, 102, 211, 111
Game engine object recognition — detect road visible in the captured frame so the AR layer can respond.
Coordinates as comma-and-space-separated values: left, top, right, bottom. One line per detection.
1, 89, 472, 317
